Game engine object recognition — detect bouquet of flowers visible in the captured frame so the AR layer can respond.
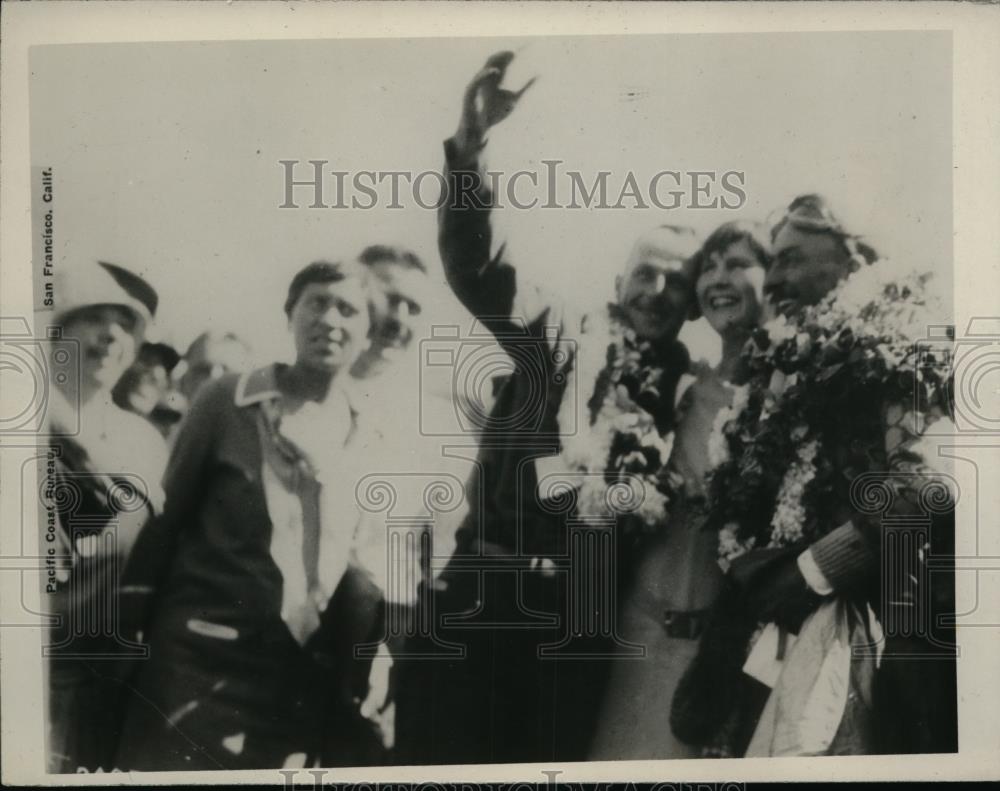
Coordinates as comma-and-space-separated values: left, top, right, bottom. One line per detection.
557, 308, 679, 530
706, 261, 953, 564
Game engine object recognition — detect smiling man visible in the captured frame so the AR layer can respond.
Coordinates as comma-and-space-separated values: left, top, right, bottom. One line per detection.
709, 195, 957, 758
394, 52, 699, 765
764, 193, 877, 318
117, 259, 386, 770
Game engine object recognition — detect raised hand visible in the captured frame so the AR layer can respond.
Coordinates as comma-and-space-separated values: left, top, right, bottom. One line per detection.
456, 51, 537, 152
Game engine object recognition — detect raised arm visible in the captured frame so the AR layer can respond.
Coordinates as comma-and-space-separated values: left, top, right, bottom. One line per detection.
438, 52, 542, 338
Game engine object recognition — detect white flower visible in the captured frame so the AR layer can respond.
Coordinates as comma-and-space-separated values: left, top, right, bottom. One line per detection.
730, 384, 750, 416
706, 384, 749, 471
768, 439, 820, 547
555, 307, 673, 528
707, 418, 730, 469
764, 314, 797, 345
719, 521, 755, 563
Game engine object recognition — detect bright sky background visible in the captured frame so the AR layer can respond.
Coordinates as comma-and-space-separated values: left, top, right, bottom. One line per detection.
30, 32, 951, 364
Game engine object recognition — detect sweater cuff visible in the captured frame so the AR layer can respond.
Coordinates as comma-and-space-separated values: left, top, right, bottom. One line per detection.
808, 520, 875, 592
797, 549, 834, 595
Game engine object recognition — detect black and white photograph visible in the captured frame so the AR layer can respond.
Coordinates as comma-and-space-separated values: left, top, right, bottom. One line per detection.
1, 2, 999, 786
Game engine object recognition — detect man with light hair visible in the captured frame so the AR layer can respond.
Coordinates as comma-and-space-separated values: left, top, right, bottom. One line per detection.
395, 52, 701, 764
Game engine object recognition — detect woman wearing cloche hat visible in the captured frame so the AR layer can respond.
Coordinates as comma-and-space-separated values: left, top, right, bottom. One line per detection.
43, 260, 168, 773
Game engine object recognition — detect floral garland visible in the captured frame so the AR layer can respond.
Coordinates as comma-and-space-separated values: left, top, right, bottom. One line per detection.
556, 307, 678, 530
706, 260, 953, 563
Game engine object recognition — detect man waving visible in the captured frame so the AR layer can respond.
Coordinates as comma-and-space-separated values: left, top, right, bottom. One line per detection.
396, 52, 700, 764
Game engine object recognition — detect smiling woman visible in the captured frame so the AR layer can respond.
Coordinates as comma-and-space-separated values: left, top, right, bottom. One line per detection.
693, 222, 770, 344
590, 221, 770, 760
44, 261, 168, 773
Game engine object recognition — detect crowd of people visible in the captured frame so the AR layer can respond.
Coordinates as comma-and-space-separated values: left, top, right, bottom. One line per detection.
42, 52, 957, 773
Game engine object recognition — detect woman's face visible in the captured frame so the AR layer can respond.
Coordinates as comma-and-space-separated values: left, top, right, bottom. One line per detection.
61, 304, 142, 393
696, 238, 767, 338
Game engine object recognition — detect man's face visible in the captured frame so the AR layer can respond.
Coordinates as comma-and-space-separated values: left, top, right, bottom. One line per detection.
61, 304, 141, 392
696, 238, 767, 337
289, 278, 370, 374
180, 337, 251, 400
367, 261, 429, 356
617, 243, 693, 342
765, 224, 852, 317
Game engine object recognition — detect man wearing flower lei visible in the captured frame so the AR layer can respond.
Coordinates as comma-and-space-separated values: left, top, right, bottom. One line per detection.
678, 195, 957, 757
591, 222, 772, 760
395, 52, 698, 764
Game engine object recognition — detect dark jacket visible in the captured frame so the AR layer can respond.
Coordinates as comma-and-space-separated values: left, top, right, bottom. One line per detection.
438, 136, 688, 561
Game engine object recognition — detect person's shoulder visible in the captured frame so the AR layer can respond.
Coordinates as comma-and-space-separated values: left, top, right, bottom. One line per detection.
198, 366, 279, 411
195, 373, 241, 406
179, 373, 247, 427
114, 406, 165, 447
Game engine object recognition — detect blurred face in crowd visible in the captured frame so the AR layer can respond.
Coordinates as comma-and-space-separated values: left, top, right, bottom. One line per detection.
180, 335, 251, 400
765, 224, 852, 317
123, 361, 170, 416
366, 260, 429, 356
617, 240, 693, 342
60, 304, 142, 394
696, 238, 767, 338
288, 277, 370, 374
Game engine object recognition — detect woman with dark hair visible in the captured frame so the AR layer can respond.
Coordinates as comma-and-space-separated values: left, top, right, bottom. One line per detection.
589, 221, 771, 759
116, 260, 386, 770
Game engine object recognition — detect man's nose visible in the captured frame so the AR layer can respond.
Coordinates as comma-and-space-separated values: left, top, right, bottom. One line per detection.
317, 306, 341, 328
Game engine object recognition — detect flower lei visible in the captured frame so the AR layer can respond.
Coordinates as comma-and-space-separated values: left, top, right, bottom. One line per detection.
706, 260, 953, 563
556, 307, 678, 530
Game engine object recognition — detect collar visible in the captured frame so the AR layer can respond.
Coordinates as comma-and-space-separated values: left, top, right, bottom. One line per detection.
234, 363, 364, 419
234, 364, 281, 407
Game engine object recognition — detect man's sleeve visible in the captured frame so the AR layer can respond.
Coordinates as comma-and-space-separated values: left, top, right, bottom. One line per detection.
118, 378, 226, 611
438, 137, 549, 343
801, 521, 876, 594
802, 402, 956, 595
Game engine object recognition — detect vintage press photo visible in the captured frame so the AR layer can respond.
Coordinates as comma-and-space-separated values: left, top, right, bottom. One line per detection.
2, 2, 999, 786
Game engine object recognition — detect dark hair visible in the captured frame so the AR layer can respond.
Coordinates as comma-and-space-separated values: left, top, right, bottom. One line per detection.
357, 244, 427, 274
694, 221, 771, 275
771, 194, 878, 265
685, 221, 770, 321
283, 260, 366, 317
